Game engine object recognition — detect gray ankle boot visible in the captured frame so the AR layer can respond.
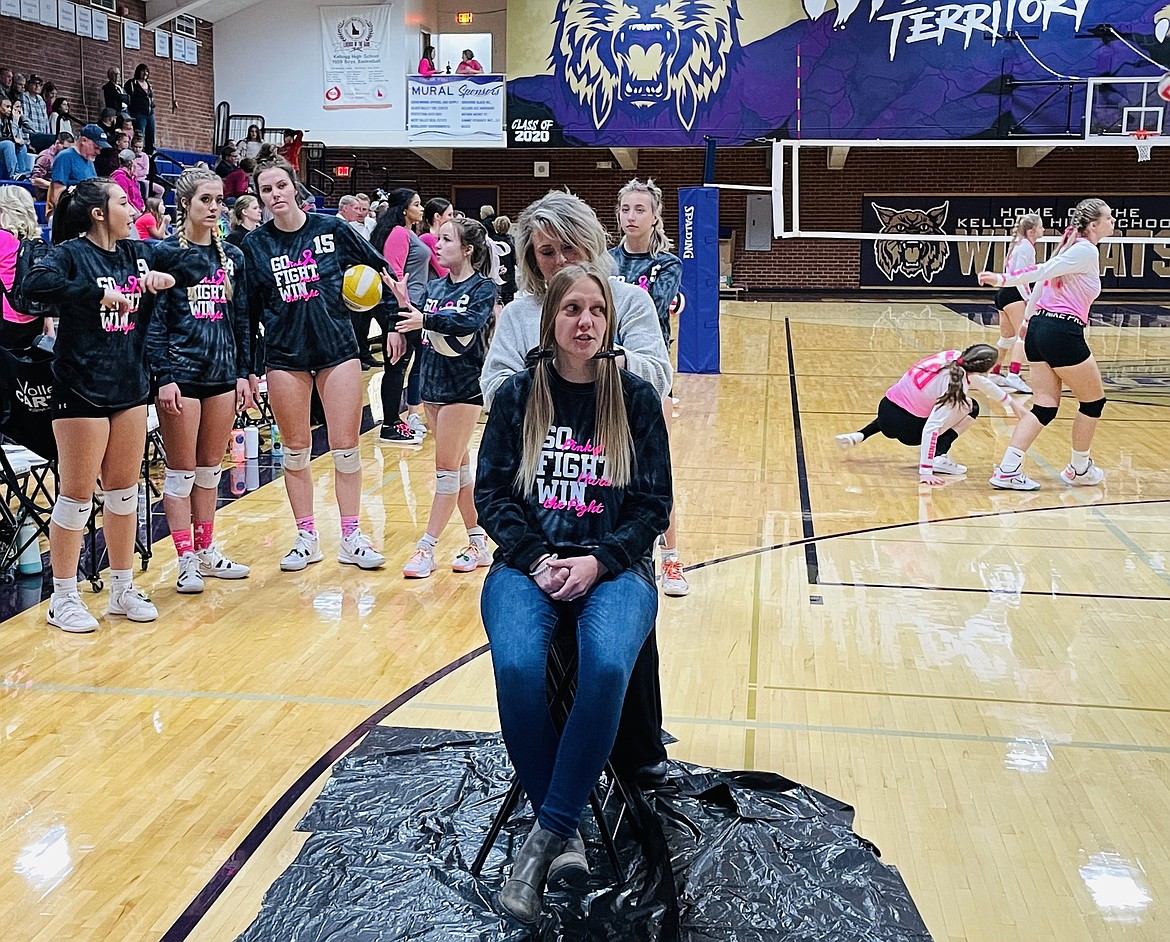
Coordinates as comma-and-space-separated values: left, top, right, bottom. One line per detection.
499, 822, 565, 924
546, 829, 590, 889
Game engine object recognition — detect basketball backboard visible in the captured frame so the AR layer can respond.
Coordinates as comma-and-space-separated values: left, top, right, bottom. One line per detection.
1087, 76, 1168, 140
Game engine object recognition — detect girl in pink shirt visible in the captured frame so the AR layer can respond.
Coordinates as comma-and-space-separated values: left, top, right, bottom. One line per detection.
418, 46, 438, 76
837, 344, 1020, 486
111, 150, 146, 214
979, 198, 1114, 491
420, 196, 453, 277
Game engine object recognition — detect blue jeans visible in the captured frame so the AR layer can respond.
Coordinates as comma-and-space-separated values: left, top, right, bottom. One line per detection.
0, 140, 32, 178
481, 564, 658, 839
133, 113, 156, 153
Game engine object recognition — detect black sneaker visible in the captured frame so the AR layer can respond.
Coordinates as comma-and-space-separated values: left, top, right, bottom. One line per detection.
377, 422, 422, 446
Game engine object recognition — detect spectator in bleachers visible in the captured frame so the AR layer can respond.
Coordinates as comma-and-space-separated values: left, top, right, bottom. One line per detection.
49, 97, 76, 137
0, 70, 12, 98
0, 185, 51, 349
337, 194, 371, 239
0, 97, 33, 180
223, 157, 252, 199
47, 125, 107, 218
42, 80, 56, 109
103, 67, 131, 118
214, 145, 239, 179
96, 130, 128, 178
97, 107, 119, 143
20, 75, 53, 151
7, 73, 25, 102
129, 134, 161, 200
111, 149, 145, 215
30, 131, 73, 198
226, 194, 260, 247
125, 64, 156, 153
277, 129, 303, 172
135, 196, 167, 241
238, 124, 263, 160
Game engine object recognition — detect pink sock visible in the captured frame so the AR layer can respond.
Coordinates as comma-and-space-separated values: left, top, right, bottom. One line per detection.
172, 528, 194, 556
193, 520, 214, 551
1009, 362, 1022, 375
990, 364, 1002, 375
295, 514, 316, 535
340, 515, 359, 538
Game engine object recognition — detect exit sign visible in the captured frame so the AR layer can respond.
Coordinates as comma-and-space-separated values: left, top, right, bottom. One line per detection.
335, 165, 352, 178
456, 12, 473, 23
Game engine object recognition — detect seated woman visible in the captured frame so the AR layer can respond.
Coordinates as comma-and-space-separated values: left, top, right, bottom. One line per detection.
475, 263, 672, 924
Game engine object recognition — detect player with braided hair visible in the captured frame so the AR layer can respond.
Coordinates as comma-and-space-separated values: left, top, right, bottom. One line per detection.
147, 167, 256, 593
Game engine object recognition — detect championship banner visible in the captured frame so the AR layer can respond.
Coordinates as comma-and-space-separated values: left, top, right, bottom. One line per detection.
408, 75, 506, 145
320, 4, 393, 110
677, 188, 720, 375
859, 195, 1170, 290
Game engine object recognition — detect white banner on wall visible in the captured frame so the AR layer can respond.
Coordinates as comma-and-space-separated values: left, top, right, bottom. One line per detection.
155, 28, 170, 58
38, 0, 56, 27
124, 20, 140, 49
56, 0, 74, 32
320, 4, 393, 110
407, 75, 505, 144
74, 3, 90, 36
91, 9, 107, 40
0, 0, 20, 19
19, 0, 37, 21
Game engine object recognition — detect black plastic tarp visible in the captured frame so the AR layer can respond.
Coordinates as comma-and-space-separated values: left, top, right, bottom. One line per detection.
234, 726, 933, 941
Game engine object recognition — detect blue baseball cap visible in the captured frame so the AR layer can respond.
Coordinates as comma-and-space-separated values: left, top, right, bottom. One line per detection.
79, 124, 112, 149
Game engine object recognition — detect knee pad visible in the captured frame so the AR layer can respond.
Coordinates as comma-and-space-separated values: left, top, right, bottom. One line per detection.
968, 399, 980, 420
51, 494, 91, 531
1030, 404, 1058, 426
283, 446, 311, 471
102, 483, 139, 516
194, 465, 223, 489
996, 335, 1016, 350
435, 469, 460, 494
331, 448, 362, 474
163, 468, 195, 498
1078, 397, 1106, 418
459, 463, 473, 489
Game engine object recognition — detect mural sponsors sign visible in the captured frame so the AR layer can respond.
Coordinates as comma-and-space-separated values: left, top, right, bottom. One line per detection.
320, 4, 393, 110
504, 0, 1167, 145
859, 195, 1170, 290
407, 75, 506, 144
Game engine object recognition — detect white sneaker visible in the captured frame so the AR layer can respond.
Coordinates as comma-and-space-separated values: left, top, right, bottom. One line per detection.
932, 455, 967, 475
47, 591, 99, 633
339, 529, 385, 569
661, 558, 690, 597
1001, 372, 1032, 394
403, 546, 436, 578
1060, 460, 1104, 487
281, 529, 324, 571
176, 552, 205, 594
406, 413, 428, 437
991, 372, 1011, 387
989, 466, 1041, 491
835, 432, 864, 448
452, 542, 492, 573
108, 583, 158, 622
198, 544, 251, 579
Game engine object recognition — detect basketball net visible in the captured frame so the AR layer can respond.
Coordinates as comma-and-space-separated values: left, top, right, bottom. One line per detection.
1130, 129, 1155, 163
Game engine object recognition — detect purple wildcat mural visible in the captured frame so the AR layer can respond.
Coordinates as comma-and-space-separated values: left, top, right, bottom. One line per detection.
505, 0, 1170, 146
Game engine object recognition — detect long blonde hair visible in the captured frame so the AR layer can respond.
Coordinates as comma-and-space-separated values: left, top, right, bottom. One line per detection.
616, 177, 673, 256
0, 185, 41, 240
513, 190, 613, 298
516, 264, 633, 494
174, 167, 233, 301
1005, 212, 1042, 262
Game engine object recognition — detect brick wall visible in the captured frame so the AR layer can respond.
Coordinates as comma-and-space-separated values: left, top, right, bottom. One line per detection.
2, 3, 214, 153
327, 144, 1168, 292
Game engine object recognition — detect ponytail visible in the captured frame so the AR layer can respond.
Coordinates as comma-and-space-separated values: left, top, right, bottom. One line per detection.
935, 343, 998, 408
1052, 198, 1108, 289
1005, 212, 1042, 266
52, 178, 116, 244
450, 216, 498, 281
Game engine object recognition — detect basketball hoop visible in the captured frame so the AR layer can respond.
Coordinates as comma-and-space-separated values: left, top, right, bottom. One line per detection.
1130, 129, 1157, 162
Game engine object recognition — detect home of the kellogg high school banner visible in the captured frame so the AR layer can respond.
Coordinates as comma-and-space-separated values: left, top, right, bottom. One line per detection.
504, 0, 1170, 147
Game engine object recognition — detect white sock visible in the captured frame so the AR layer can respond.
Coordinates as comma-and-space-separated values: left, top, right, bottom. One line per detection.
418, 532, 437, 550
52, 576, 77, 597
110, 568, 133, 589
1071, 449, 1090, 473
998, 447, 1025, 475
467, 526, 486, 548
661, 547, 679, 562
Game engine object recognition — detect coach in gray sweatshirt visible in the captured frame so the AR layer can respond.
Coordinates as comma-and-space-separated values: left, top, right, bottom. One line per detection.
480, 190, 671, 409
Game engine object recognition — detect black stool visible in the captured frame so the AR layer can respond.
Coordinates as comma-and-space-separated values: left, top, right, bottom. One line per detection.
471, 620, 645, 878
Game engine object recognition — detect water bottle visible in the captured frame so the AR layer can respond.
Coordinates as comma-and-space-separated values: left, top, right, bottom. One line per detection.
230, 417, 246, 463
244, 424, 259, 460
229, 464, 246, 496
270, 421, 283, 456
16, 519, 42, 575
245, 458, 260, 493
137, 482, 149, 543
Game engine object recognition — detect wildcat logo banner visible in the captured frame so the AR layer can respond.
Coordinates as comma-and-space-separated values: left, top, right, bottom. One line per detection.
860, 195, 1170, 289
504, 0, 1170, 146
320, 5, 393, 110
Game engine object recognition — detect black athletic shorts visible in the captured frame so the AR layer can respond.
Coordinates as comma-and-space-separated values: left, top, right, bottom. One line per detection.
876, 396, 977, 447
426, 395, 484, 408
1024, 310, 1091, 369
52, 384, 150, 420
176, 381, 237, 400
994, 286, 1025, 311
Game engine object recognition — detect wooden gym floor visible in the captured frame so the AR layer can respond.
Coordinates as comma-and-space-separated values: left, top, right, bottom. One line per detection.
1, 300, 1168, 941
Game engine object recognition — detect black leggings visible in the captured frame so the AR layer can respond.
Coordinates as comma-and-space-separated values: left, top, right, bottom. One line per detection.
859, 396, 979, 455
379, 329, 424, 427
